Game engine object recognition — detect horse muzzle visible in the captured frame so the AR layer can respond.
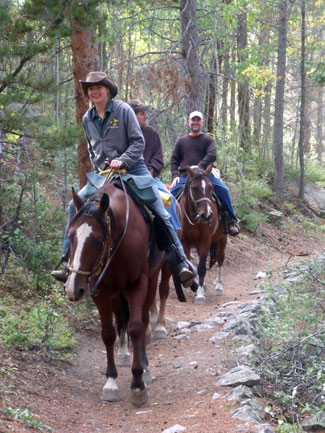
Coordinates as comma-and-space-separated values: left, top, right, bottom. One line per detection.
64, 273, 88, 302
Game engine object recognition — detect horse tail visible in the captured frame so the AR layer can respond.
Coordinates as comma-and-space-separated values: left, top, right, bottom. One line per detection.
120, 294, 130, 332
113, 294, 130, 337
209, 241, 218, 269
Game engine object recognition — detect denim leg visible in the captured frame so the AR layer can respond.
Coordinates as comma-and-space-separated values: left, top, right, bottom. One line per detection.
210, 175, 237, 221
62, 182, 98, 257
128, 161, 186, 257
149, 182, 186, 257
170, 177, 186, 197
155, 177, 181, 231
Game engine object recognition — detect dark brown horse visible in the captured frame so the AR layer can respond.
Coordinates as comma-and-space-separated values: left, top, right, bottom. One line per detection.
64, 181, 165, 406
179, 164, 228, 304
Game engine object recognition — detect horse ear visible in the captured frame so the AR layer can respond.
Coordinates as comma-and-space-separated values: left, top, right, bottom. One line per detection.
72, 188, 84, 212
99, 193, 110, 215
186, 164, 195, 179
205, 163, 213, 175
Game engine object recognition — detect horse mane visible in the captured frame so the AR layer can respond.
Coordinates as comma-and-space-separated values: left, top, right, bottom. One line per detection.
73, 192, 115, 232
184, 166, 206, 192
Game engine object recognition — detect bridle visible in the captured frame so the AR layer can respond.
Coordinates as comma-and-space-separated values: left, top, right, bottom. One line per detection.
183, 174, 213, 225
66, 214, 112, 279
66, 169, 130, 295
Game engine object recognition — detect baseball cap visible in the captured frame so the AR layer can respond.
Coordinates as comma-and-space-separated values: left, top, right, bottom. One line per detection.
189, 111, 203, 120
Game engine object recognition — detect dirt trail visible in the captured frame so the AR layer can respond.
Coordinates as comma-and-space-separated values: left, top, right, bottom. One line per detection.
1, 221, 324, 433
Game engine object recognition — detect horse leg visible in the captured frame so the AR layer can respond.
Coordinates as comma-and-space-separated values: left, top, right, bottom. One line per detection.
214, 236, 227, 296
194, 252, 208, 304
215, 265, 223, 295
116, 330, 131, 367
93, 294, 121, 402
128, 275, 150, 406
149, 300, 158, 330
153, 260, 170, 340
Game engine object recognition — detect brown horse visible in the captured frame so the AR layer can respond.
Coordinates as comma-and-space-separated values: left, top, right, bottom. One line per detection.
64, 181, 165, 406
179, 164, 228, 304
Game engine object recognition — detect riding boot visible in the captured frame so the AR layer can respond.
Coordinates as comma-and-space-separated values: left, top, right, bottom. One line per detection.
51, 252, 69, 283
153, 214, 197, 288
228, 220, 240, 236
165, 243, 197, 288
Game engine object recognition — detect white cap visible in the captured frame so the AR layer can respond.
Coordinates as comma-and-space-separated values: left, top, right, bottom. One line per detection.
189, 111, 203, 120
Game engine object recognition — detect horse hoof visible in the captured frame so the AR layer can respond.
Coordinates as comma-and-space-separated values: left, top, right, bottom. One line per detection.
143, 369, 153, 384
130, 387, 148, 407
153, 328, 167, 340
215, 283, 223, 296
101, 377, 121, 402
195, 295, 206, 304
116, 354, 131, 367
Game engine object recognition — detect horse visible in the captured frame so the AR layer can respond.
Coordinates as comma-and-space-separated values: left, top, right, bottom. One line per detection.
64, 180, 170, 406
178, 164, 228, 304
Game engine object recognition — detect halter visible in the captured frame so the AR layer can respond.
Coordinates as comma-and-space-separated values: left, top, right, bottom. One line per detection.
184, 174, 212, 225
66, 214, 112, 278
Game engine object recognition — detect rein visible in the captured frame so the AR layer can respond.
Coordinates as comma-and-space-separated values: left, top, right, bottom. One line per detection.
91, 169, 130, 295
67, 168, 130, 296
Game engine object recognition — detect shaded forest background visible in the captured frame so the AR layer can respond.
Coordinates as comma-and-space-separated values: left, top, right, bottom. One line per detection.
1, 0, 325, 288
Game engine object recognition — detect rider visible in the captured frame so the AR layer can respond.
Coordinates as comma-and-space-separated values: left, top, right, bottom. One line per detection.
51, 71, 195, 286
170, 111, 240, 236
127, 100, 180, 230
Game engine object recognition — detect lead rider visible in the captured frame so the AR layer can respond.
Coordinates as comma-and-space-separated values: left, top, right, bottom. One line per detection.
51, 71, 196, 288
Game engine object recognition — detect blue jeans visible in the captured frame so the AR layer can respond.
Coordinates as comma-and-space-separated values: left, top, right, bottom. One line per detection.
170, 174, 238, 222
62, 160, 184, 258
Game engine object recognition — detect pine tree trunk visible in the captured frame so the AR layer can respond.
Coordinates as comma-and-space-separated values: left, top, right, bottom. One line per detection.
298, 0, 305, 200
71, 15, 99, 188
272, 0, 288, 201
180, 0, 202, 114
237, 7, 250, 150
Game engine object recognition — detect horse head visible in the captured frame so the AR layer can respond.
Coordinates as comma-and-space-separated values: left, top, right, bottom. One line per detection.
64, 188, 110, 301
185, 163, 214, 223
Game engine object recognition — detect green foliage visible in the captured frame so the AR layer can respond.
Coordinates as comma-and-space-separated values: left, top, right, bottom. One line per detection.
305, 161, 325, 186
275, 423, 304, 433
0, 295, 75, 355
235, 178, 272, 232
254, 257, 325, 421
2, 407, 53, 431
309, 62, 325, 85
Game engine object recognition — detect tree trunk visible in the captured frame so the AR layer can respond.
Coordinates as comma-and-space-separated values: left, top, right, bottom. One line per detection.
298, 0, 305, 200
206, 56, 216, 134
316, 85, 324, 164
71, 12, 99, 188
180, 0, 202, 115
272, 0, 288, 201
237, 7, 250, 150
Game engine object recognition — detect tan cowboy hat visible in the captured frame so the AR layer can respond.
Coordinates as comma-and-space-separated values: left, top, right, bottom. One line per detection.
80, 71, 118, 98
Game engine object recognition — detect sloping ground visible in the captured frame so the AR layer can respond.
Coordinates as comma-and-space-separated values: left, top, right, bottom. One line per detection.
1, 216, 325, 433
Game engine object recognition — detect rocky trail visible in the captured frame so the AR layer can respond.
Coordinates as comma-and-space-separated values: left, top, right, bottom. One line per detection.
1, 219, 325, 433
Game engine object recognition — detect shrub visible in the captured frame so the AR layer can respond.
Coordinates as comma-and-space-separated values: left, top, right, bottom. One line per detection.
254, 257, 325, 423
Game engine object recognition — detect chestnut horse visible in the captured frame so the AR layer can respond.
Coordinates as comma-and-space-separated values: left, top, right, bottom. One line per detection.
179, 164, 228, 304
64, 181, 167, 406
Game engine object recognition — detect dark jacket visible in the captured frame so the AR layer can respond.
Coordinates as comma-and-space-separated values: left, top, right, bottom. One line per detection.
142, 125, 164, 177
171, 133, 217, 179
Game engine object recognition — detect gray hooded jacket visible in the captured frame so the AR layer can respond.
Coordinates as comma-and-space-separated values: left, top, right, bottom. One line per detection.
82, 100, 145, 172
